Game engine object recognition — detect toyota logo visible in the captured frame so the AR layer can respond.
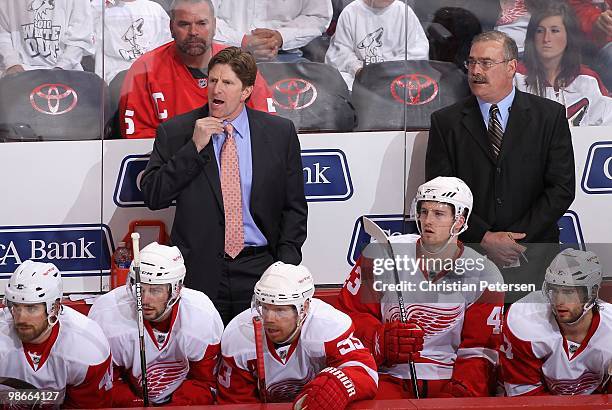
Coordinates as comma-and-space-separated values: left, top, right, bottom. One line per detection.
30, 83, 78, 115
390, 74, 438, 105
272, 78, 317, 110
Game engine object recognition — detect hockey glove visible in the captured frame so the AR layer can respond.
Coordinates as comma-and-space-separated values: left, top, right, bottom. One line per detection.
293, 367, 356, 410
374, 321, 424, 366
438, 379, 473, 398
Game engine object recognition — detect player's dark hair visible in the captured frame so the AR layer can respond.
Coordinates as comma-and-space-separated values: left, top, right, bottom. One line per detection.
208, 47, 257, 88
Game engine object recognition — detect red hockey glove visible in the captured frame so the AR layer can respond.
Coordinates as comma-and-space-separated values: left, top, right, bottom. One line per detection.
293, 367, 356, 410
374, 321, 424, 366
438, 379, 473, 398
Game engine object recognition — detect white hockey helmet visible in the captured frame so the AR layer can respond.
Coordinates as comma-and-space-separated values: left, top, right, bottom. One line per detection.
410, 176, 473, 236
543, 249, 602, 314
4, 260, 62, 321
128, 242, 186, 310
253, 262, 315, 319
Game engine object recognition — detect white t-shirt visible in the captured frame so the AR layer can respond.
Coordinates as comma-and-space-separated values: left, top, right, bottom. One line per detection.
325, 0, 429, 89
0, 0, 94, 73
92, 0, 171, 83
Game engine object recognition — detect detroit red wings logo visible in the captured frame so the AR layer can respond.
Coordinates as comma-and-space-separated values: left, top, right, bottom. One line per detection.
265, 369, 314, 402
388, 304, 463, 338
139, 360, 188, 399
544, 371, 602, 395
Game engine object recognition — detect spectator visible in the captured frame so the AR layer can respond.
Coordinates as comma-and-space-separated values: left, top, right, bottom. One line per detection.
119, 0, 273, 139
325, 0, 428, 90
568, 0, 611, 48
0, 0, 94, 76
567, 0, 612, 89
426, 31, 574, 301
213, 0, 333, 61
516, 3, 612, 126
494, 0, 552, 54
92, 0, 172, 83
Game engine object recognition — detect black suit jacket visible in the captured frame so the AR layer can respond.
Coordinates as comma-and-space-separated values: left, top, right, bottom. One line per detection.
141, 106, 308, 298
426, 89, 575, 244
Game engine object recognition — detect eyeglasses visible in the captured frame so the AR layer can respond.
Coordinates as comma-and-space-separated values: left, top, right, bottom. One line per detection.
464, 59, 510, 70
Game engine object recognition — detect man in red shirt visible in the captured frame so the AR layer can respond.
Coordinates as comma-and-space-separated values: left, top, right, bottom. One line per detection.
119, 0, 273, 138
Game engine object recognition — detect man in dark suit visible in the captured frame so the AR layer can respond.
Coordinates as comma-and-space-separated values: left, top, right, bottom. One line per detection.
426, 31, 575, 298
141, 47, 307, 324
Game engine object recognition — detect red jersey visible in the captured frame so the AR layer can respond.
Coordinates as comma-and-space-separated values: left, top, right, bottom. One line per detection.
337, 235, 505, 397
119, 41, 274, 138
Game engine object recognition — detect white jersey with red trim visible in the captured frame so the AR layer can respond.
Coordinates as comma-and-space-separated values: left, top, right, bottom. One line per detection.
217, 298, 378, 404
337, 234, 505, 396
0, 306, 112, 408
515, 66, 612, 126
88, 286, 223, 404
502, 292, 612, 396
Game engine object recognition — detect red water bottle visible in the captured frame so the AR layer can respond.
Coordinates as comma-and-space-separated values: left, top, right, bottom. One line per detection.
111, 241, 131, 289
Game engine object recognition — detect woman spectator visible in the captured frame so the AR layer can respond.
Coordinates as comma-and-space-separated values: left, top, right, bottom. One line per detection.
515, 3, 612, 126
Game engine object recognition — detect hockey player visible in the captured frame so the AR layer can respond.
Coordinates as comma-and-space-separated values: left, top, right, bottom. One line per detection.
217, 262, 378, 408
118, 0, 273, 138
0, 260, 112, 408
501, 249, 612, 395
337, 176, 505, 398
88, 242, 223, 406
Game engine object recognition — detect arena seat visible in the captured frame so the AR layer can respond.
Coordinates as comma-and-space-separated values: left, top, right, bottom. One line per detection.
108, 69, 129, 139
0, 70, 111, 141
300, 35, 331, 63
351, 59, 469, 131
257, 61, 356, 132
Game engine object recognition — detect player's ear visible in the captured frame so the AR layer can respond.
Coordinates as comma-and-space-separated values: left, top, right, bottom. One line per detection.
241, 85, 254, 102
453, 215, 466, 234
303, 299, 311, 316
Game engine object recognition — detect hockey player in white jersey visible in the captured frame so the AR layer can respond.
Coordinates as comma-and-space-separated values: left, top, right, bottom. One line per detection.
0, 260, 112, 408
88, 242, 223, 406
502, 248, 612, 395
337, 176, 505, 398
217, 262, 378, 408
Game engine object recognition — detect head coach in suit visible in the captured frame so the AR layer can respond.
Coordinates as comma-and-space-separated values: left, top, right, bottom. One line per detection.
141, 47, 307, 324
426, 31, 575, 298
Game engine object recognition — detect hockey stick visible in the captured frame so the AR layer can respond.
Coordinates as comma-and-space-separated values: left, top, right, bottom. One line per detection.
363, 217, 420, 399
252, 316, 267, 403
131, 232, 149, 406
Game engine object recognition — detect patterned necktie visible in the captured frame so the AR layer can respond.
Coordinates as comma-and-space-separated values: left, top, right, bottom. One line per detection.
220, 123, 244, 258
488, 104, 503, 158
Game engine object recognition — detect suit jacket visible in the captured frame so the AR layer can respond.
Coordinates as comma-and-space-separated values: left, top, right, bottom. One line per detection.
141, 106, 308, 299
426, 89, 575, 244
